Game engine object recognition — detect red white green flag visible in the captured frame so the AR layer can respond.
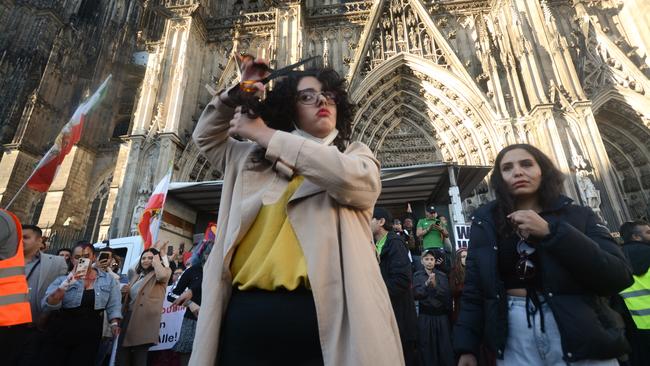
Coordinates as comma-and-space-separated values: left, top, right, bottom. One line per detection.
27, 75, 112, 192
138, 165, 173, 250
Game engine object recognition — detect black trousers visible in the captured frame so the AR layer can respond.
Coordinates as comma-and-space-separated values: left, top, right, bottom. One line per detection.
39, 308, 104, 366
218, 287, 324, 366
627, 329, 650, 366
0, 324, 42, 366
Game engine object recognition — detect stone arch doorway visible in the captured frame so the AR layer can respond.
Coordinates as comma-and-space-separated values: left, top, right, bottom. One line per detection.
350, 53, 502, 168
594, 99, 650, 220
177, 140, 221, 183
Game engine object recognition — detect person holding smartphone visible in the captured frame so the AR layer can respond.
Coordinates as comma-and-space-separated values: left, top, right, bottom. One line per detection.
40, 242, 122, 366
94, 247, 122, 366
417, 206, 449, 249
117, 245, 171, 365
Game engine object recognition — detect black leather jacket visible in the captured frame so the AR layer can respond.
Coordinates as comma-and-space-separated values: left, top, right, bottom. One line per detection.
453, 196, 633, 362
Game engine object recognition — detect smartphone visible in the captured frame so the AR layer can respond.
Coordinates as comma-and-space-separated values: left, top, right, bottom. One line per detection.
167, 245, 174, 256
119, 274, 129, 284
98, 252, 110, 262
75, 257, 90, 278
179, 243, 185, 256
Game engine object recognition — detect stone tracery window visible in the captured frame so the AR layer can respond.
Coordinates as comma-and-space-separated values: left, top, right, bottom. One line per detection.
112, 118, 130, 137
76, 0, 100, 21
84, 176, 112, 242
140, 1, 166, 42
29, 195, 45, 225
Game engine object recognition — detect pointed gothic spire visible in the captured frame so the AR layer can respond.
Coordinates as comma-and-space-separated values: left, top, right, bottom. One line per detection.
347, 0, 478, 92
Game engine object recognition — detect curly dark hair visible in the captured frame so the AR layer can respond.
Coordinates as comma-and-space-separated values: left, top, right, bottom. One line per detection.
260, 68, 354, 152
490, 144, 565, 238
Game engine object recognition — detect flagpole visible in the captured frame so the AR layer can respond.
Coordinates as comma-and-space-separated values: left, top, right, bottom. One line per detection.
150, 161, 174, 250
4, 168, 39, 210
138, 159, 174, 253
4, 75, 111, 212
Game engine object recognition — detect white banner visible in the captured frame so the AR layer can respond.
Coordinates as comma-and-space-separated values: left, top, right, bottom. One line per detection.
454, 224, 472, 249
149, 286, 186, 351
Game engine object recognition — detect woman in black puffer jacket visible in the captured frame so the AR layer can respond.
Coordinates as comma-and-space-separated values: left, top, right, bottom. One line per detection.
454, 144, 633, 366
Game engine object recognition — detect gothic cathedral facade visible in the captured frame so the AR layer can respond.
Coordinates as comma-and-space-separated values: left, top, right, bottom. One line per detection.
1, 0, 650, 242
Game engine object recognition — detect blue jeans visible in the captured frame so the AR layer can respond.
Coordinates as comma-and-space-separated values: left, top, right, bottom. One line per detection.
497, 296, 618, 366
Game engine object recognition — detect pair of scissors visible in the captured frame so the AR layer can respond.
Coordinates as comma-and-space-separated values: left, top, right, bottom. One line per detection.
238, 55, 321, 93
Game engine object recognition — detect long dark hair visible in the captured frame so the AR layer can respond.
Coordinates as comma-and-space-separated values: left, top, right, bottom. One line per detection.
450, 247, 467, 291
490, 144, 564, 238
136, 248, 160, 274
260, 68, 354, 152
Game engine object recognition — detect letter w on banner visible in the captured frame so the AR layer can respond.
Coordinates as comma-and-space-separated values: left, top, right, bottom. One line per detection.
27, 75, 112, 192
138, 164, 173, 250
454, 224, 472, 249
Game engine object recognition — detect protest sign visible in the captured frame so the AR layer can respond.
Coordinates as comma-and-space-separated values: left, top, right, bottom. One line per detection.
149, 286, 186, 351
454, 224, 471, 249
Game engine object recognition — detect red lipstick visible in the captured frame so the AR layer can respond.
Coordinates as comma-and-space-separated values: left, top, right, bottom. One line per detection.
317, 108, 330, 117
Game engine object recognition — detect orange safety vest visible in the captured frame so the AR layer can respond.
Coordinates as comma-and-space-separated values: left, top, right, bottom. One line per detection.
0, 209, 32, 326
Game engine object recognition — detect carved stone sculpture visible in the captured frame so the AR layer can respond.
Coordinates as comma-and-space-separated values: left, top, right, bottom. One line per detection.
423, 34, 432, 54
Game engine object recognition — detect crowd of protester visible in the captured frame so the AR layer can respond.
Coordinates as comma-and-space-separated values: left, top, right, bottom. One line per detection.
368, 144, 647, 366
372, 204, 466, 366
1, 219, 208, 366
2, 58, 650, 366
2, 156, 649, 366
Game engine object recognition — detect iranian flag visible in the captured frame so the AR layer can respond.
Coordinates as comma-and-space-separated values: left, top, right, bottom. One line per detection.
138, 166, 173, 250
27, 75, 112, 192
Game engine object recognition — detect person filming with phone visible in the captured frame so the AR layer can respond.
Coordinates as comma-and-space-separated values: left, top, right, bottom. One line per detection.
417, 206, 449, 252
93, 246, 124, 366
40, 242, 122, 366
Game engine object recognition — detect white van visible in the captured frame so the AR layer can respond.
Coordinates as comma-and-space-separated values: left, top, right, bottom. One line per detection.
94, 235, 143, 276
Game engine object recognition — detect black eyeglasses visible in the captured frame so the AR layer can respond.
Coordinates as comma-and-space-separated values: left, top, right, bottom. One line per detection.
515, 239, 536, 280
296, 90, 338, 105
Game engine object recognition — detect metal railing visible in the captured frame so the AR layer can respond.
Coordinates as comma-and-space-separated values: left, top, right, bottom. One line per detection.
44, 227, 106, 254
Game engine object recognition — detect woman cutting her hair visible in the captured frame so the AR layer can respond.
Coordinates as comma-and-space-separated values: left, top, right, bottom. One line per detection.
189, 57, 404, 365
454, 144, 632, 366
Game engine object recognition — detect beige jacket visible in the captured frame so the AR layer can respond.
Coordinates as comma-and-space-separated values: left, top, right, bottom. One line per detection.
122, 258, 171, 347
189, 92, 404, 366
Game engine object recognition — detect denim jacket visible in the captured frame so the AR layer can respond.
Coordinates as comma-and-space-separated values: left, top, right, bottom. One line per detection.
42, 268, 123, 321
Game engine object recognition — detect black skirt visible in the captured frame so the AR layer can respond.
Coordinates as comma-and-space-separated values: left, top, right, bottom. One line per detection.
417, 313, 454, 366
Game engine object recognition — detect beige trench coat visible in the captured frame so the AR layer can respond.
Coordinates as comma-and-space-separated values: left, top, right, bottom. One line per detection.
189, 91, 405, 366
122, 258, 171, 347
